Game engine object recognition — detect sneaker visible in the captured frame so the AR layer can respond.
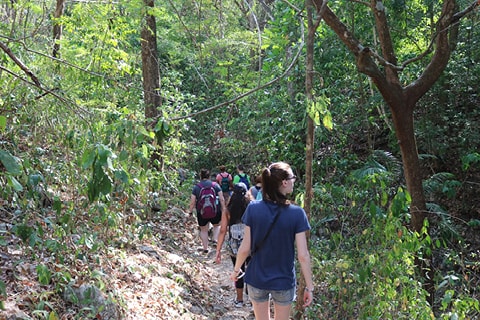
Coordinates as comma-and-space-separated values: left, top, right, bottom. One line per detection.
234, 299, 244, 308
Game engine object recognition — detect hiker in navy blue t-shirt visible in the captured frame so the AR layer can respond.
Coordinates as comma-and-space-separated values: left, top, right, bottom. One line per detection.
188, 168, 225, 253
230, 162, 314, 319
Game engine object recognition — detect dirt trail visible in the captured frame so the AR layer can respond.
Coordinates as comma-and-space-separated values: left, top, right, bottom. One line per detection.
205, 246, 255, 320
143, 209, 256, 319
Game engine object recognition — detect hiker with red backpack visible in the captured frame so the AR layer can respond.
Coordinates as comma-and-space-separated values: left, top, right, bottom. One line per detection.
188, 168, 225, 253
216, 165, 233, 204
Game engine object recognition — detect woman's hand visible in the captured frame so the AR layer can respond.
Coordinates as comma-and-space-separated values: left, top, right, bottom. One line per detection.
215, 250, 221, 264
229, 269, 244, 281
303, 288, 313, 307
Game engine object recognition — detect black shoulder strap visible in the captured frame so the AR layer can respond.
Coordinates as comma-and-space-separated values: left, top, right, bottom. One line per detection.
251, 204, 282, 256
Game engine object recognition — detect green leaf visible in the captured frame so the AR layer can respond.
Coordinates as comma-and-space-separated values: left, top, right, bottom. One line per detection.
467, 219, 480, 227
307, 101, 321, 126
0, 279, 6, 296
114, 169, 129, 183
0, 116, 6, 132
0, 150, 22, 175
28, 173, 44, 187
97, 144, 113, 166
36, 264, 52, 285
14, 224, 34, 242
81, 148, 96, 169
155, 119, 173, 143
461, 152, 480, 171
98, 171, 113, 195
322, 111, 333, 131
441, 290, 454, 309
48, 311, 59, 320
8, 176, 23, 192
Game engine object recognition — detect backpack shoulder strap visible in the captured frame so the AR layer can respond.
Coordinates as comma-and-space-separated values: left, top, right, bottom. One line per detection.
251, 204, 282, 256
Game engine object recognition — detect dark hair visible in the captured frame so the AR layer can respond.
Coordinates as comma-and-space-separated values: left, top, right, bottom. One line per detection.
200, 168, 210, 179
237, 164, 245, 171
261, 162, 291, 206
227, 185, 250, 225
219, 165, 226, 171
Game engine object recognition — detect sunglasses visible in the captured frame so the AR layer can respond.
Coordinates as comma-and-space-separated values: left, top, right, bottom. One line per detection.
286, 175, 297, 180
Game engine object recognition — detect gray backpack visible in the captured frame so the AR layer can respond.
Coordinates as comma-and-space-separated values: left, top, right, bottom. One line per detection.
227, 223, 245, 256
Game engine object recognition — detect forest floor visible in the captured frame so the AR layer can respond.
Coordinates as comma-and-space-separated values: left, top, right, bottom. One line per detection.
1, 175, 479, 319
0, 205, 257, 320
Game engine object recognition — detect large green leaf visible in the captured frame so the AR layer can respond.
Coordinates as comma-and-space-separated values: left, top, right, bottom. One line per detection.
0, 150, 22, 175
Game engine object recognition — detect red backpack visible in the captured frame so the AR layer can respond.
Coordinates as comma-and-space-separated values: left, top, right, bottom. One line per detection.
196, 183, 217, 219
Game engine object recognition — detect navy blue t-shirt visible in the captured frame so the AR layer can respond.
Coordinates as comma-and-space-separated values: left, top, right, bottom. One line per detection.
243, 200, 310, 290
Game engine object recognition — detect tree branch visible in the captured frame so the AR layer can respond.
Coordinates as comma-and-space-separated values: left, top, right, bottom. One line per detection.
0, 64, 91, 120
0, 40, 41, 87
0, 35, 104, 77
170, 41, 305, 121
451, 0, 479, 24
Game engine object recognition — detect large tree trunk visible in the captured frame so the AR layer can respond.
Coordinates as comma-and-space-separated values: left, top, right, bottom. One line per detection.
141, 0, 162, 169
390, 102, 427, 229
311, 0, 464, 305
390, 99, 435, 303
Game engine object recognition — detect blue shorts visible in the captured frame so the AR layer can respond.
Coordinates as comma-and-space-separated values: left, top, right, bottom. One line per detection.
247, 285, 296, 306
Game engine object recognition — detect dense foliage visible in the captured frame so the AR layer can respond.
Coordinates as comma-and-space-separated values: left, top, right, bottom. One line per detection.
1, 0, 479, 318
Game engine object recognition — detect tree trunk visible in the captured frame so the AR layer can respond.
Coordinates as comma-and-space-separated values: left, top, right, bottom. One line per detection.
310, 0, 464, 305
390, 99, 434, 304
141, 0, 162, 169
390, 102, 427, 231
52, 0, 65, 58
295, 1, 318, 317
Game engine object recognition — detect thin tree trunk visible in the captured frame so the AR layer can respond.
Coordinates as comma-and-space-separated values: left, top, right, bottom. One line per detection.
52, 0, 65, 58
141, 0, 162, 169
295, 1, 317, 318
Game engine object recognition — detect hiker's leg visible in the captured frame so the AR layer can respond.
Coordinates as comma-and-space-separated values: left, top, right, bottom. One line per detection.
212, 224, 220, 242
272, 303, 292, 320
236, 287, 244, 302
271, 288, 295, 320
247, 285, 270, 320
234, 259, 246, 302
252, 300, 270, 320
199, 224, 209, 250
